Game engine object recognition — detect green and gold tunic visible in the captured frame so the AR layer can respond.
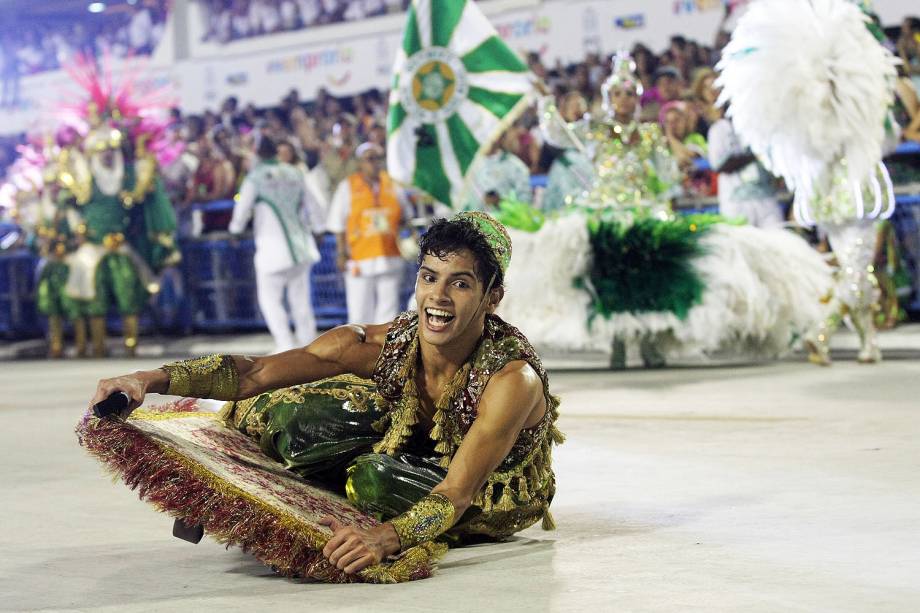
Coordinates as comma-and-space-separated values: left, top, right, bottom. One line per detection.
225, 311, 564, 543
371, 311, 564, 539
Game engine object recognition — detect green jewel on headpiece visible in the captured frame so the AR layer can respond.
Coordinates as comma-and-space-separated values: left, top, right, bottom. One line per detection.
452, 211, 512, 275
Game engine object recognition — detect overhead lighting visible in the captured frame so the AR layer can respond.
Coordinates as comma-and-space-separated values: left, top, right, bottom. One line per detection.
127, 0, 138, 4
87, 2, 106, 13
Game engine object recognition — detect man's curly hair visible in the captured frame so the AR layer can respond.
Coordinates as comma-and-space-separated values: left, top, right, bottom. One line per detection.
417, 218, 505, 290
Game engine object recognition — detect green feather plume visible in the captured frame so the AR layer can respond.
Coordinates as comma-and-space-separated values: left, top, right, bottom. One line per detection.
580, 216, 712, 319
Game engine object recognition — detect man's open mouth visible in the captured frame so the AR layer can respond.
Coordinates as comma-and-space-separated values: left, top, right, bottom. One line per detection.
425, 307, 455, 326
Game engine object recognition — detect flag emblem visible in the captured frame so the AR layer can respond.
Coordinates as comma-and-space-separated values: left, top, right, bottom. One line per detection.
405, 48, 468, 121
387, 0, 533, 206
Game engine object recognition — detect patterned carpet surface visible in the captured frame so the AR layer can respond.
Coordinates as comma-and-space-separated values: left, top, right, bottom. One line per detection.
76, 399, 443, 583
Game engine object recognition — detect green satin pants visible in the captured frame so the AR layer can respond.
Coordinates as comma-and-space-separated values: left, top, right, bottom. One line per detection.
36, 261, 81, 319
227, 376, 446, 520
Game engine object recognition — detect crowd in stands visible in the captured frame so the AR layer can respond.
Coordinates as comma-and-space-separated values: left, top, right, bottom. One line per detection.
199, 0, 411, 43
161, 31, 735, 234
0, 2, 168, 108
4, 10, 920, 225
198, 0, 495, 43
160, 12, 920, 235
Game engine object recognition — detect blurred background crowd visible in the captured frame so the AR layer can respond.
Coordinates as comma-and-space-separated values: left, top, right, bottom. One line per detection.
1, 1, 920, 346
85, 13, 920, 235
0, 2, 168, 80
3, 8, 919, 219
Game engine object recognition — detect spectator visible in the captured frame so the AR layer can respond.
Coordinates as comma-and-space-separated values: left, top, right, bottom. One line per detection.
641, 66, 683, 123
17, 31, 43, 75
1, 36, 20, 108
687, 67, 721, 138
543, 93, 593, 212
327, 142, 408, 325
186, 135, 236, 205
231, 0, 253, 39
319, 118, 358, 196
297, 0, 323, 26
128, 4, 155, 55
632, 43, 658, 96
708, 113, 784, 228
280, 0, 300, 30
897, 17, 920, 93
660, 101, 706, 171
462, 126, 532, 212
277, 138, 329, 214
320, 0, 347, 25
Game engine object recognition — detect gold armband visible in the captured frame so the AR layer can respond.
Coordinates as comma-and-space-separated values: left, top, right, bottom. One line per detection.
389, 493, 455, 550
162, 355, 239, 400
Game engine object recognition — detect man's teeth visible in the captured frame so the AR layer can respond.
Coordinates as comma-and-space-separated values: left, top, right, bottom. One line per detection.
426, 308, 455, 323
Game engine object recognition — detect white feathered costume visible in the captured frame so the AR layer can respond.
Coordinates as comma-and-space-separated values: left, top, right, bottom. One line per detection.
715, 0, 900, 364
498, 215, 833, 360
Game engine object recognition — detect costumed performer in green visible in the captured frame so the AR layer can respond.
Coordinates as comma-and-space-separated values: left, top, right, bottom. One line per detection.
88, 212, 562, 575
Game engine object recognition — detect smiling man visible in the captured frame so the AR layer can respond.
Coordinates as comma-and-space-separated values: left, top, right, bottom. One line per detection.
90, 212, 563, 575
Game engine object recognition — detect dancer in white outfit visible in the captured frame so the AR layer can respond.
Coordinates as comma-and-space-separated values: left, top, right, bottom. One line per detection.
716, 0, 900, 365
229, 137, 326, 352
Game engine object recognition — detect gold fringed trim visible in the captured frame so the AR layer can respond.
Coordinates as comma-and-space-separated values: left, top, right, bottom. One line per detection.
541, 505, 557, 531
373, 394, 419, 456
77, 413, 441, 583
481, 483, 495, 511
429, 419, 443, 441
360, 541, 449, 584
517, 476, 530, 502
550, 425, 566, 445
131, 410, 218, 422
371, 410, 390, 434
217, 400, 236, 425
427, 362, 471, 467
494, 485, 517, 512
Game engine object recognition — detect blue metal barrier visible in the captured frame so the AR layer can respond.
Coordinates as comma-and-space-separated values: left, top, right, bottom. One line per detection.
0, 249, 40, 339
179, 233, 417, 332
3, 183, 920, 339
892, 195, 920, 311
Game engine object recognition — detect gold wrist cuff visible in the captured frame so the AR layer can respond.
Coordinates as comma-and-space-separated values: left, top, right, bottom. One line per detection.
389, 493, 455, 550
162, 355, 239, 400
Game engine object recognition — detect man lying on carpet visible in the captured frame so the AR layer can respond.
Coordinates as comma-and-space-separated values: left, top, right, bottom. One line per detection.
88, 212, 563, 576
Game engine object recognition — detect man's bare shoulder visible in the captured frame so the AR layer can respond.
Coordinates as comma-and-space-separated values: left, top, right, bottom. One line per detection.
362, 322, 391, 348
482, 360, 544, 410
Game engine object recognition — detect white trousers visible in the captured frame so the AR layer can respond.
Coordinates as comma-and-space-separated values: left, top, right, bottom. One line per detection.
344, 270, 402, 325
255, 263, 317, 353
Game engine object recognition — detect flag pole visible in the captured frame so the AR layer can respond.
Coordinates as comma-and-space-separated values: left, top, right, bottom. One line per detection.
530, 76, 588, 156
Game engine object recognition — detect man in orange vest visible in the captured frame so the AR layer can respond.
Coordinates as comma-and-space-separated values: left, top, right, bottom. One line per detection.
327, 142, 410, 324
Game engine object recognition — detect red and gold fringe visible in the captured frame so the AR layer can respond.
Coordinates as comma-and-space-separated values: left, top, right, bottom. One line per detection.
75, 414, 441, 584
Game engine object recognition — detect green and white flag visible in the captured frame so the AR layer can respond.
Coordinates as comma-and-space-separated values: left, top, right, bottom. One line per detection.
387, 0, 534, 207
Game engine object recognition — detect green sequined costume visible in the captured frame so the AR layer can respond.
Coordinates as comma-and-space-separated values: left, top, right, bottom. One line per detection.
223, 311, 563, 542
37, 260, 82, 320
538, 96, 681, 221
35, 212, 82, 320
65, 162, 178, 316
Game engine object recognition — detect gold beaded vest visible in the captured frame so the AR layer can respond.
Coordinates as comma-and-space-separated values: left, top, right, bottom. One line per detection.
371, 311, 564, 539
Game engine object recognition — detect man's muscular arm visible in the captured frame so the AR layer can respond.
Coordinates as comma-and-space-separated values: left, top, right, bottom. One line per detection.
426, 360, 545, 516
234, 324, 382, 397
321, 360, 546, 573
88, 324, 388, 414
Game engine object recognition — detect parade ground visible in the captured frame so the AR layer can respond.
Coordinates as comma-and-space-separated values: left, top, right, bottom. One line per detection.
1, 328, 918, 612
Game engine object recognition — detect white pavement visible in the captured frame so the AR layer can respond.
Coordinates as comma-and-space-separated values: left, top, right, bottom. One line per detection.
0, 355, 919, 611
